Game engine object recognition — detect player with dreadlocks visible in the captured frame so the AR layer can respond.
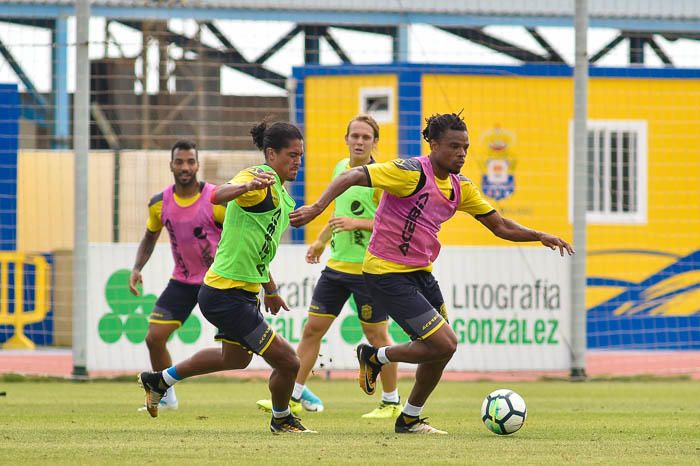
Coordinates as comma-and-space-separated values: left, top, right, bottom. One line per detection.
290, 112, 574, 434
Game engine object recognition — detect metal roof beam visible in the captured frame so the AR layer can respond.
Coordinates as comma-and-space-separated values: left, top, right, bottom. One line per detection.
330, 25, 396, 35
646, 37, 672, 65
660, 31, 700, 41
201, 21, 237, 52
3, 4, 700, 32
303, 25, 323, 65
439, 26, 554, 63
321, 27, 351, 64
254, 24, 302, 64
0, 36, 48, 122
629, 36, 645, 64
117, 20, 287, 89
589, 34, 625, 64
0, 18, 53, 28
526, 27, 565, 63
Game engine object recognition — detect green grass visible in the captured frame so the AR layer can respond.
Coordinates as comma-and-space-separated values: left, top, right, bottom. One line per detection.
0, 378, 698, 465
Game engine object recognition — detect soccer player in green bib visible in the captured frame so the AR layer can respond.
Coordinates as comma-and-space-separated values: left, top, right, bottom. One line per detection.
138, 120, 316, 433
256, 115, 402, 418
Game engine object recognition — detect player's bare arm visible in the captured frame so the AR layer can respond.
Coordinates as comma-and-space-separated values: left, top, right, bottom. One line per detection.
329, 217, 373, 233
262, 274, 290, 315
290, 166, 369, 227
478, 211, 575, 256
129, 228, 161, 296
306, 222, 333, 264
211, 172, 277, 204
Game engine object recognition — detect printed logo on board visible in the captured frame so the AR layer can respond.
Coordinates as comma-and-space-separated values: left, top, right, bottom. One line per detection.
97, 269, 201, 344
480, 127, 517, 201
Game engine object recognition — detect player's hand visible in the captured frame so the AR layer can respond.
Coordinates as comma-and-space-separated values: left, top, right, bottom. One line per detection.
246, 172, 276, 192
539, 233, 575, 256
306, 240, 326, 264
128, 269, 142, 296
264, 294, 290, 315
328, 216, 356, 233
290, 204, 323, 228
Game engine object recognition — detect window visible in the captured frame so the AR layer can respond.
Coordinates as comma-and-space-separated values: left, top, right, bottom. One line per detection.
359, 87, 393, 123
569, 120, 647, 224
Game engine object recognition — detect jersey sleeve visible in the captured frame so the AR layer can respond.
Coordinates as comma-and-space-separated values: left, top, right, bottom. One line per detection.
458, 177, 496, 217
364, 159, 421, 198
229, 168, 279, 208
146, 193, 163, 232
230, 169, 267, 207
212, 204, 227, 225
371, 187, 383, 206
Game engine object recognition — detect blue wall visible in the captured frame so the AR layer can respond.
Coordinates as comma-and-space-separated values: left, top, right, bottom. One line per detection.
0, 84, 19, 251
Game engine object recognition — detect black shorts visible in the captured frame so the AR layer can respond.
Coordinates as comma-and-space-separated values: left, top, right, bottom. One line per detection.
363, 271, 447, 340
197, 284, 275, 355
309, 267, 387, 324
149, 279, 200, 326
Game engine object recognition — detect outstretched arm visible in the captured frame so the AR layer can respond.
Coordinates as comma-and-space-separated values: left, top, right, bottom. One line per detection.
211, 172, 276, 205
478, 211, 575, 256
289, 166, 369, 227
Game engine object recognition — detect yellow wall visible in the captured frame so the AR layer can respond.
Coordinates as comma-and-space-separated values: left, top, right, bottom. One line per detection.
421, 73, 700, 258
303, 74, 398, 242
17, 151, 114, 252
302, 71, 700, 316
16, 150, 264, 252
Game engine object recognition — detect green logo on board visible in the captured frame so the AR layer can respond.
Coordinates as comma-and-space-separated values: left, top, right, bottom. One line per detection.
97, 269, 201, 344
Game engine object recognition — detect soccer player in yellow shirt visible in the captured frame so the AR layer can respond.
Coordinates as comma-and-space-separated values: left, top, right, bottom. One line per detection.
257, 115, 402, 418
291, 112, 573, 434
129, 140, 226, 412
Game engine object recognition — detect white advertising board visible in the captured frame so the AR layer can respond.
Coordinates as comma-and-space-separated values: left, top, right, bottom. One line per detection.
87, 244, 570, 372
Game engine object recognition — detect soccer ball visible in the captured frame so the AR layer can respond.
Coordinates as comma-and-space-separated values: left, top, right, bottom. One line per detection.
481, 389, 527, 435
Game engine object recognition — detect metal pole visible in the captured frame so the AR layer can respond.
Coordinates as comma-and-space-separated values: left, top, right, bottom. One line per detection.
570, 0, 588, 380
142, 23, 151, 149
396, 20, 409, 62
72, 0, 90, 378
52, 15, 70, 149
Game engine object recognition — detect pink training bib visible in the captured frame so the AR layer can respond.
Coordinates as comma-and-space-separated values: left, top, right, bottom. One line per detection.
161, 182, 221, 284
368, 156, 461, 267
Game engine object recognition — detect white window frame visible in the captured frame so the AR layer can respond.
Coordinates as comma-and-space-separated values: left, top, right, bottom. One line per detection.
568, 120, 648, 225
359, 87, 394, 123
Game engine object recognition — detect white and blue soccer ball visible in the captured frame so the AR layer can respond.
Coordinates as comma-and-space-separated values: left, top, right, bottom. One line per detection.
481, 389, 527, 435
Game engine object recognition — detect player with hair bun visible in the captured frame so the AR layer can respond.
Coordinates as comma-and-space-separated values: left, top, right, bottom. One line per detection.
138, 120, 316, 434
257, 114, 403, 419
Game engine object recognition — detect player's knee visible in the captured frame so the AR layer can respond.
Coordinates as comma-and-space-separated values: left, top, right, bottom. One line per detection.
430, 332, 457, 359
283, 352, 301, 376
364, 328, 390, 347
145, 331, 167, 350
301, 322, 326, 341
222, 353, 248, 370
273, 349, 300, 376
443, 331, 458, 357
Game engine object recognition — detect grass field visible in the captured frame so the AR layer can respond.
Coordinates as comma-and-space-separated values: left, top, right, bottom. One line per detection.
1, 376, 698, 465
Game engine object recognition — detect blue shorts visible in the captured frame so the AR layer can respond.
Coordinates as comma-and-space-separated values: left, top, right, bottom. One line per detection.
363, 271, 447, 340
309, 267, 387, 324
149, 279, 200, 326
197, 284, 275, 355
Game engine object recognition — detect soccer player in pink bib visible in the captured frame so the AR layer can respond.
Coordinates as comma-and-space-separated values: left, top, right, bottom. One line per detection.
129, 140, 224, 412
290, 112, 574, 434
